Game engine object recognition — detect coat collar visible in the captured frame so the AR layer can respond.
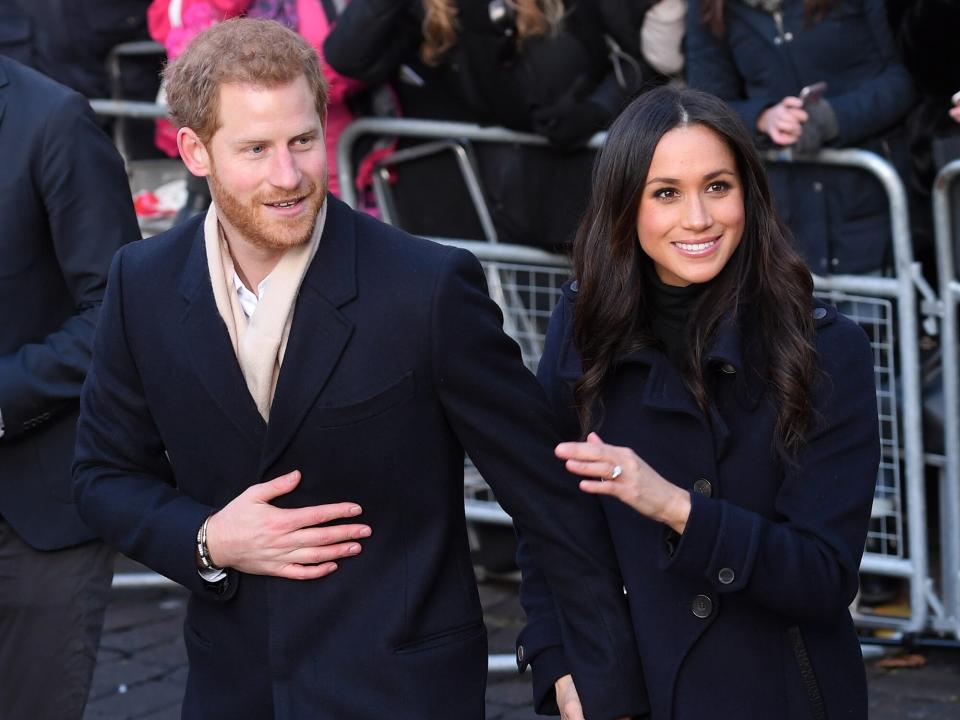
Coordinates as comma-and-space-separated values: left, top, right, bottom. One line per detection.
176, 196, 359, 467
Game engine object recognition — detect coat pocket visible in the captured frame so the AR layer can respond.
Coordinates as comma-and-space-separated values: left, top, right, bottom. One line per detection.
393, 620, 485, 655
311, 371, 415, 428
787, 625, 826, 720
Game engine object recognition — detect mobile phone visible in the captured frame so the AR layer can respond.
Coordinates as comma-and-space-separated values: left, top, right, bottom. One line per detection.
800, 82, 828, 107
952, 89, 960, 106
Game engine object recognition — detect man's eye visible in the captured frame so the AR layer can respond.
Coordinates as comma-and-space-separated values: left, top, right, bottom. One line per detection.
295, 136, 313, 146
249, 145, 264, 155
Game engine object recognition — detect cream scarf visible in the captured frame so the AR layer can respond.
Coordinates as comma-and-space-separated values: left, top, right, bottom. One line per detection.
203, 201, 326, 420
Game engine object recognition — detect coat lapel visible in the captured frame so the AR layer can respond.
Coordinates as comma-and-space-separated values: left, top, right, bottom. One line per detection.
178, 220, 267, 448
0, 60, 8, 129
259, 197, 358, 473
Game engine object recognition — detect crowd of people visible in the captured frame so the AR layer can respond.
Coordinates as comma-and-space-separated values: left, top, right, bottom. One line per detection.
0, 1, 956, 719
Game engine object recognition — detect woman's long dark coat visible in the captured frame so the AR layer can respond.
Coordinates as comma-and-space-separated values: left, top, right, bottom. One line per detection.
685, 0, 915, 274
516, 282, 880, 719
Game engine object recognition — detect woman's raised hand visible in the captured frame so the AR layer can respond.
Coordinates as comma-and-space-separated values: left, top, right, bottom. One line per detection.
556, 433, 692, 534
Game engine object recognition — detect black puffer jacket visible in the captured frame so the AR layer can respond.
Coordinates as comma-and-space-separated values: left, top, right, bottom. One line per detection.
324, 0, 655, 144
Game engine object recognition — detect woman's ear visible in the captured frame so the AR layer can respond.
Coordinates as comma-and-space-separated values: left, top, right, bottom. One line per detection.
177, 127, 211, 177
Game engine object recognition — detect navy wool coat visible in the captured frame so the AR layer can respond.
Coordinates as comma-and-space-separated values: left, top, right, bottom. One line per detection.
0, 56, 138, 551
73, 198, 646, 720
517, 282, 880, 719
686, 0, 915, 275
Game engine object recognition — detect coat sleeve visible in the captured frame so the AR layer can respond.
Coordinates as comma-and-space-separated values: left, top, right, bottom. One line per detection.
662, 316, 880, 621
322, 0, 421, 85
73, 248, 238, 602
514, 295, 594, 714
684, 0, 772, 134
430, 251, 647, 720
826, 0, 916, 146
0, 91, 139, 440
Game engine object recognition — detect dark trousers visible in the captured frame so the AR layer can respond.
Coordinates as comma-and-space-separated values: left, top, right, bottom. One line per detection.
0, 519, 114, 720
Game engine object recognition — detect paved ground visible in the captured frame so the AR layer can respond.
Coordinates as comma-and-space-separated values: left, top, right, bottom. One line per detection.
83, 560, 960, 720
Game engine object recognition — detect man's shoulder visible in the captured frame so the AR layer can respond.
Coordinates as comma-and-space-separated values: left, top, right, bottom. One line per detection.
337, 198, 454, 267
0, 55, 79, 110
119, 216, 202, 277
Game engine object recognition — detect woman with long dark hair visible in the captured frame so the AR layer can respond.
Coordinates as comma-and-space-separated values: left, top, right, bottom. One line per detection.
686, 0, 915, 276
516, 86, 880, 719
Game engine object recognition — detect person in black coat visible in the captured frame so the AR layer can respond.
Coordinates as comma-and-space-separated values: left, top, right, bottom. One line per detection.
73, 19, 647, 720
324, 0, 653, 248
686, 0, 915, 275
516, 86, 880, 719
0, 55, 140, 718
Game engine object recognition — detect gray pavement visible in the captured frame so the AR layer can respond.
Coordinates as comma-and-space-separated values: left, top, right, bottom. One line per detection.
83, 562, 960, 720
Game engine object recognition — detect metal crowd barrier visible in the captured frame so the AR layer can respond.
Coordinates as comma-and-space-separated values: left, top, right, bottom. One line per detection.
338, 118, 939, 640
933, 159, 960, 641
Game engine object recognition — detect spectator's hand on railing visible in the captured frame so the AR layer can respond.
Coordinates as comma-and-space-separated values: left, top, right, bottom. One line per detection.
949, 90, 960, 124
757, 96, 808, 145
204, 470, 371, 579
531, 76, 609, 150
792, 99, 839, 155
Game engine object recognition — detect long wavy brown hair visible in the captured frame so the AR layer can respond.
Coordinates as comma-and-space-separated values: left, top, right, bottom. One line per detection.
420, 0, 565, 65
699, 0, 838, 36
572, 86, 817, 460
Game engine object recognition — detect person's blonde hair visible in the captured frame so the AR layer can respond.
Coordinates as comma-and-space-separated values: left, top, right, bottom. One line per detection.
420, 0, 565, 66
164, 18, 329, 144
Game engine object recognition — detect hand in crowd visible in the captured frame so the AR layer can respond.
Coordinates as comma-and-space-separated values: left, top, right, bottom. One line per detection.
531, 75, 610, 150
204, 470, 371, 579
950, 93, 960, 124
756, 96, 808, 145
557, 433, 691, 534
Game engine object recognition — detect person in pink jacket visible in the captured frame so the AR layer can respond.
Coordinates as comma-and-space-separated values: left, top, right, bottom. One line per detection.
148, 0, 364, 212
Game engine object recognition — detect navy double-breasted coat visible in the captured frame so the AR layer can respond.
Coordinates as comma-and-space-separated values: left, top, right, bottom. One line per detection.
517, 282, 880, 719
73, 198, 646, 720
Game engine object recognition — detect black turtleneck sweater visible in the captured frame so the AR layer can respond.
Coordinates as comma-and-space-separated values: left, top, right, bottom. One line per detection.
645, 264, 708, 368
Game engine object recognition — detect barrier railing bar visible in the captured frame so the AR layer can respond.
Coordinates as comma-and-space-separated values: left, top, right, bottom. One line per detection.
112, 571, 177, 589
933, 158, 960, 638
89, 99, 168, 120
337, 117, 604, 210
768, 148, 929, 634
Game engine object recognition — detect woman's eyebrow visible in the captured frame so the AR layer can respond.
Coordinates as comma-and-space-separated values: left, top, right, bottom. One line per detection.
645, 168, 737, 186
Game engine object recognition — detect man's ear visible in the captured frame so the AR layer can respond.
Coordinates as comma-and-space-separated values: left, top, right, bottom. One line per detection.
177, 127, 211, 177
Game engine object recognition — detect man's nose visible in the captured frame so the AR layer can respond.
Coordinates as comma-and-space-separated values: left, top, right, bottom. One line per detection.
269, 148, 302, 190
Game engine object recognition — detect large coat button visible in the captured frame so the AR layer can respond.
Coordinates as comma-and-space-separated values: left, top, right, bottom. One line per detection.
692, 594, 713, 618
693, 478, 713, 497
718, 568, 735, 585
720, 362, 736, 374
813, 307, 827, 320
517, 645, 525, 663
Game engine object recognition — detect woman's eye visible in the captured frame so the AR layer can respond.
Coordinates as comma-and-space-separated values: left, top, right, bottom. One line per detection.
654, 188, 679, 199
706, 181, 730, 193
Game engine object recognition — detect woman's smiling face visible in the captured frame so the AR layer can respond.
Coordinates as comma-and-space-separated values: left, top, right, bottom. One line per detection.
636, 123, 745, 287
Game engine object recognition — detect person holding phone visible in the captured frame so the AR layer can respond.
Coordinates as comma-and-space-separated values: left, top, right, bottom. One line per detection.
515, 85, 880, 720
686, 0, 915, 275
